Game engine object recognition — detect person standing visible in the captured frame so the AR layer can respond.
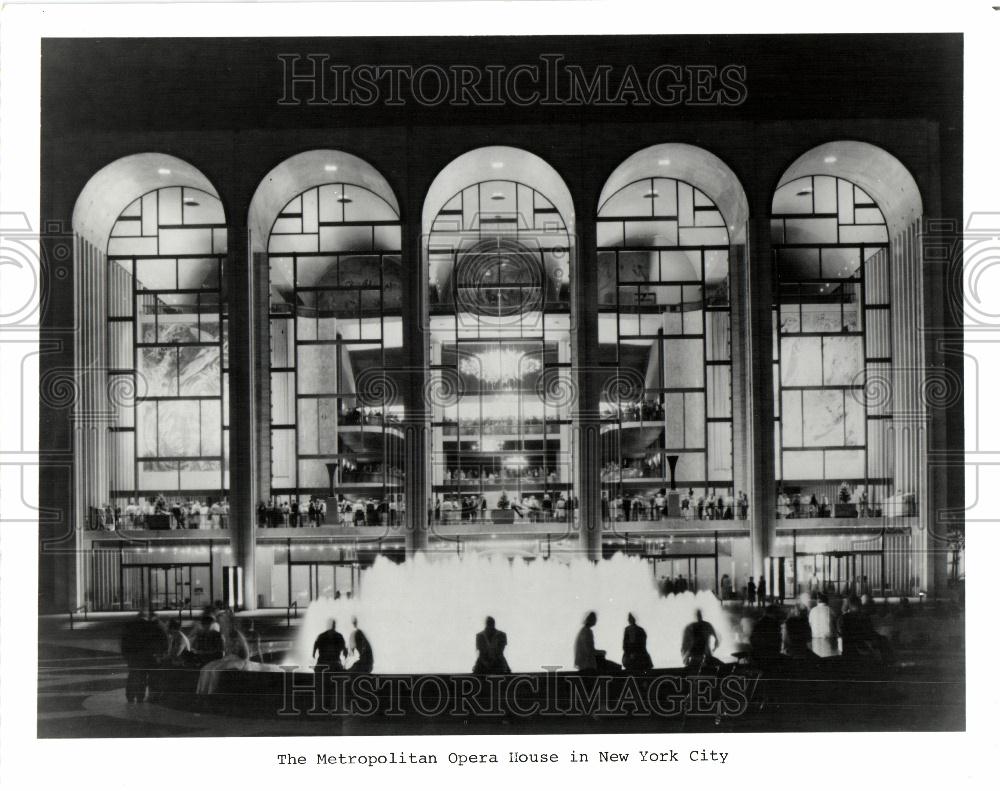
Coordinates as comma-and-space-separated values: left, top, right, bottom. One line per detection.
121, 611, 166, 703
757, 574, 767, 607
746, 576, 756, 607
473, 616, 510, 674
621, 613, 653, 672
809, 593, 836, 657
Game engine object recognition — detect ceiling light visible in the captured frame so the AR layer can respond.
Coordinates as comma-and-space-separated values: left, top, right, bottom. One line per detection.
823, 155, 838, 164
796, 188, 813, 196
491, 161, 504, 169
643, 191, 659, 199
324, 164, 338, 172
490, 192, 506, 201
183, 198, 200, 207
337, 197, 353, 204
157, 168, 171, 175
658, 158, 671, 166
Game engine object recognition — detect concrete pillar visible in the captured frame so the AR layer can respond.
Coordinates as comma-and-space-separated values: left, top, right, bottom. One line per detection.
404, 218, 429, 556
745, 207, 777, 579
576, 216, 602, 560
229, 226, 257, 609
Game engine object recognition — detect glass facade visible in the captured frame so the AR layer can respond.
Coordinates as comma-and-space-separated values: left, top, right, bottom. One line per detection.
596, 177, 734, 518
427, 180, 576, 525
106, 187, 229, 506
267, 183, 405, 525
771, 175, 891, 512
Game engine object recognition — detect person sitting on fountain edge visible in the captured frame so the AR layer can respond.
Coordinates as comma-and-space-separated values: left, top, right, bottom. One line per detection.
681, 609, 720, 670
473, 616, 511, 674
313, 619, 348, 672
575, 611, 620, 674
348, 617, 374, 673
621, 613, 653, 672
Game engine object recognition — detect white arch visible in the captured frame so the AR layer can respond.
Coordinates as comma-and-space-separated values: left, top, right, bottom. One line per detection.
599, 143, 749, 241
776, 141, 922, 238
73, 153, 221, 245
248, 150, 399, 251
422, 146, 576, 234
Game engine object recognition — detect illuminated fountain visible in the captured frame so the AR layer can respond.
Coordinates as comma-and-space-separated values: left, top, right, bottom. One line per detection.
288, 553, 736, 673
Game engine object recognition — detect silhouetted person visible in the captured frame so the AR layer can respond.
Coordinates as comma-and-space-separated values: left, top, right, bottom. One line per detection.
313, 619, 347, 672
189, 614, 225, 667
782, 603, 817, 659
473, 616, 511, 674
575, 611, 619, 673
838, 595, 892, 662
746, 577, 756, 607
676, 574, 688, 593
348, 617, 374, 673
681, 609, 719, 668
750, 605, 784, 662
621, 613, 653, 672
757, 575, 767, 606
121, 611, 166, 703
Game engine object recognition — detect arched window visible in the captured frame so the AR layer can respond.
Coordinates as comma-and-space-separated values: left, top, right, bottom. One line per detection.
107, 185, 229, 503
771, 174, 890, 508
265, 170, 404, 519
424, 147, 576, 527
597, 145, 746, 520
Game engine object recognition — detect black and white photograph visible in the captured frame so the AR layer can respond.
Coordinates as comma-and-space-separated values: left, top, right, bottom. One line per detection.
0, 1, 993, 787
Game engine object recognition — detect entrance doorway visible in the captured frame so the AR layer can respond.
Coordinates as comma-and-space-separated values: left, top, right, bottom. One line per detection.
121, 563, 213, 612
288, 562, 362, 604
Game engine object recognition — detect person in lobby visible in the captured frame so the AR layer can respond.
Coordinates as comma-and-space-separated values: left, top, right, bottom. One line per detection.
757, 574, 767, 606
473, 616, 511, 674
680, 609, 719, 670
621, 613, 653, 672
313, 619, 348, 672
574, 611, 619, 674
746, 576, 756, 607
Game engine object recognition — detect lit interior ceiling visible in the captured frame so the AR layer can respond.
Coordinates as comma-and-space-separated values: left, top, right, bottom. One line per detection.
776, 141, 922, 238
73, 153, 222, 246
248, 150, 399, 251
598, 143, 749, 242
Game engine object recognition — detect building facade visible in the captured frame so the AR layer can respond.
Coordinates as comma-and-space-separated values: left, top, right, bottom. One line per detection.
37, 35, 964, 612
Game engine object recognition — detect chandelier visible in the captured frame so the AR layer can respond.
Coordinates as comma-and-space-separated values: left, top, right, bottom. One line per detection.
459, 348, 541, 388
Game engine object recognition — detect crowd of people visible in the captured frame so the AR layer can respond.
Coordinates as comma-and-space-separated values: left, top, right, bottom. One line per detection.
258, 495, 407, 528
434, 491, 577, 522
600, 400, 666, 423
442, 467, 561, 483
776, 483, 879, 519
119, 601, 275, 702
339, 407, 401, 426
90, 495, 230, 531
602, 489, 750, 521
438, 416, 556, 435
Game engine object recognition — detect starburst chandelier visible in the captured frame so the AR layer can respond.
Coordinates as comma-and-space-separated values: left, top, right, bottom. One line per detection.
459, 348, 541, 388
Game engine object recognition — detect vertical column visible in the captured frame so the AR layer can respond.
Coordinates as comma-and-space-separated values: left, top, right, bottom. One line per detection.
729, 240, 751, 511
229, 226, 257, 608
745, 209, 777, 578
576, 218, 601, 560
253, 250, 272, 505
403, 217, 429, 555
890, 219, 933, 593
